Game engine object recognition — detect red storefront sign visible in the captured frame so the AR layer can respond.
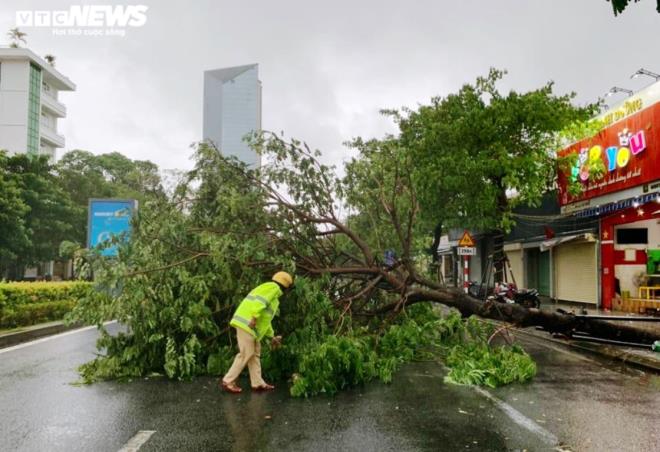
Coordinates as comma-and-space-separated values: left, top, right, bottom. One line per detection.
558, 101, 660, 206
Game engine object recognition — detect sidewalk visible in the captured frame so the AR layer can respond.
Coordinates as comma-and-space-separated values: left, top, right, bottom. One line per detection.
542, 299, 660, 338
0, 321, 81, 349
527, 299, 660, 372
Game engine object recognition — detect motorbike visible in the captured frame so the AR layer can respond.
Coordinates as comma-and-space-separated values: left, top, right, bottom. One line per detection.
488, 282, 540, 309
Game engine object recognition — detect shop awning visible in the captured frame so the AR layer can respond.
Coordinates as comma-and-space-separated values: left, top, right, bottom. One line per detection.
436, 246, 455, 256
575, 192, 659, 218
436, 241, 458, 255
540, 233, 596, 252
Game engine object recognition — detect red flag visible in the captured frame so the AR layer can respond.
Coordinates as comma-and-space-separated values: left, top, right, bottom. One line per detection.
544, 226, 555, 239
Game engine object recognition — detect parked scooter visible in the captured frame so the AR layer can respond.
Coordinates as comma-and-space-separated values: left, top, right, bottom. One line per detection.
466, 253, 541, 309
488, 282, 540, 309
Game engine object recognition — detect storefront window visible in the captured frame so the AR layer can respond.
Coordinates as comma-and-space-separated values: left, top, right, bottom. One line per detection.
616, 228, 648, 245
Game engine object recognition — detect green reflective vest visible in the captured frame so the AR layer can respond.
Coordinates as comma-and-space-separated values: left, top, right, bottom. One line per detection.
230, 281, 282, 340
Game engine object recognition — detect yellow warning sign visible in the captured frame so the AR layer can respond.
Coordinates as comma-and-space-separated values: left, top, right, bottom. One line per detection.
458, 230, 475, 247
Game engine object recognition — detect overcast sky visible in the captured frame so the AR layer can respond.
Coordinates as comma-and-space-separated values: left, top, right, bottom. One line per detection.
1, 0, 659, 172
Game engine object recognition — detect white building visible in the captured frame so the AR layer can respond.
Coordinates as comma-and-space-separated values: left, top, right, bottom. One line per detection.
203, 64, 262, 167
0, 47, 76, 160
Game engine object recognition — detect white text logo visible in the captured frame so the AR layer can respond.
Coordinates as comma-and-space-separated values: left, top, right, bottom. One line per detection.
16, 5, 148, 37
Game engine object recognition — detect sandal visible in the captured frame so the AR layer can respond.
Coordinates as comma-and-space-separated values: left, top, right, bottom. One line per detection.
221, 380, 242, 394
252, 383, 275, 392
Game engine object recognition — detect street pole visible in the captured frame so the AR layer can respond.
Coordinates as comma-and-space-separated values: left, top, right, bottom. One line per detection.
463, 255, 469, 293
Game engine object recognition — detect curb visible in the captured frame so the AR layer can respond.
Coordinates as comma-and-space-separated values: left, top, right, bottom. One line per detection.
0, 321, 82, 349
514, 327, 660, 373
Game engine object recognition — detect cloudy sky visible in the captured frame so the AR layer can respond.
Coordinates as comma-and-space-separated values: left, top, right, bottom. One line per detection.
1, 0, 659, 172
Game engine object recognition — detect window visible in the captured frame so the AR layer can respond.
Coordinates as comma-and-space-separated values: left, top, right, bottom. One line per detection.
40, 111, 51, 129
27, 64, 42, 155
616, 228, 648, 245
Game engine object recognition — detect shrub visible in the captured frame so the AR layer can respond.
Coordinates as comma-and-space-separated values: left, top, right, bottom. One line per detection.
0, 300, 76, 328
0, 281, 92, 328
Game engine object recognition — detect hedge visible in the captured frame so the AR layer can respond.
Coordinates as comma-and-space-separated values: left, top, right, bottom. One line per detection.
0, 281, 93, 328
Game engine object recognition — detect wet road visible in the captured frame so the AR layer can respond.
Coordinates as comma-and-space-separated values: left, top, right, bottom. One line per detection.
1, 324, 659, 451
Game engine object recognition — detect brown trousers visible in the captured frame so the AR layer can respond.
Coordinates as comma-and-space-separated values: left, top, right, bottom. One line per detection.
222, 327, 266, 387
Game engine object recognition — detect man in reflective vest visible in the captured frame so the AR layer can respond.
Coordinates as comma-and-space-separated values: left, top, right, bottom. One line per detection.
221, 271, 294, 393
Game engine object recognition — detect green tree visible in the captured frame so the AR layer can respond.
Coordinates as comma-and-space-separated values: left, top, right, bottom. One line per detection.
94, 152, 164, 200
6, 28, 27, 48
607, 0, 660, 15
4, 154, 79, 278
55, 150, 115, 207
381, 69, 596, 281
56, 150, 164, 204
55, 150, 165, 245
0, 152, 30, 276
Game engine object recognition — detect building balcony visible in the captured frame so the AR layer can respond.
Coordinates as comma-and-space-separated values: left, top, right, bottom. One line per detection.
40, 126, 65, 148
41, 93, 66, 118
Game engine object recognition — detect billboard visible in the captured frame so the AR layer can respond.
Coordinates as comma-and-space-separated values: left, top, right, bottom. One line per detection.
87, 199, 137, 256
558, 89, 660, 208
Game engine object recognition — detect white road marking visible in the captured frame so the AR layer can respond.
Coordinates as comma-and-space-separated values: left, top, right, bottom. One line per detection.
438, 361, 559, 445
0, 320, 117, 354
117, 430, 156, 452
473, 386, 558, 446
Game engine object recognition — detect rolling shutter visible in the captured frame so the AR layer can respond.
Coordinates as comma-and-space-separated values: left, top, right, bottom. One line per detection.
554, 242, 598, 304
505, 250, 523, 286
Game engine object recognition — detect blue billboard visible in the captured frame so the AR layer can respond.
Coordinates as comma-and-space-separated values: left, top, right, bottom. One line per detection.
87, 199, 137, 256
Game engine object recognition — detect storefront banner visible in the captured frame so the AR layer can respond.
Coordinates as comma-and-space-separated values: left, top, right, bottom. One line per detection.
558, 101, 660, 207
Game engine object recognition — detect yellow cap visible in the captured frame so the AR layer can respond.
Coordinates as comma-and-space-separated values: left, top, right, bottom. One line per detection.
272, 271, 294, 288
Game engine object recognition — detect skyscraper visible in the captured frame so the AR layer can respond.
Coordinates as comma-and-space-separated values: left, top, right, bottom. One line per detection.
203, 64, 261, 167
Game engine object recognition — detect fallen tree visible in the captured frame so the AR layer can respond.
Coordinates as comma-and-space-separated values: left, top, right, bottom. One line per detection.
244, 132, 658, 345
68, 135, 655, 395
69, 74, 657, 393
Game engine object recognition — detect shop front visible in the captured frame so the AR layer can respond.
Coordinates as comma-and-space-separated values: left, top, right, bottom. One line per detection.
505, 232, 598, 304
436, 229, 499, 292
601, 200, 660, 311
436, 238, 457, 287
525, 247, 551, 297
558, 80, 660, 311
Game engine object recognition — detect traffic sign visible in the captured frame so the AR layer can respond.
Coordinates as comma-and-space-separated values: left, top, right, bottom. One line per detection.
458, 230, 476, 247
457, 247, 476, 256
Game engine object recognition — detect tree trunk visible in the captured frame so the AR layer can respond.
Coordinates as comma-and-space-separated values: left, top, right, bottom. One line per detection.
385, 287, 659, 345
430, 221, 443, 263
492, 178, 508, 283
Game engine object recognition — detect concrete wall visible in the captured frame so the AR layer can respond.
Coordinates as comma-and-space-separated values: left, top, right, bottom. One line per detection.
0, 60, 29, 153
